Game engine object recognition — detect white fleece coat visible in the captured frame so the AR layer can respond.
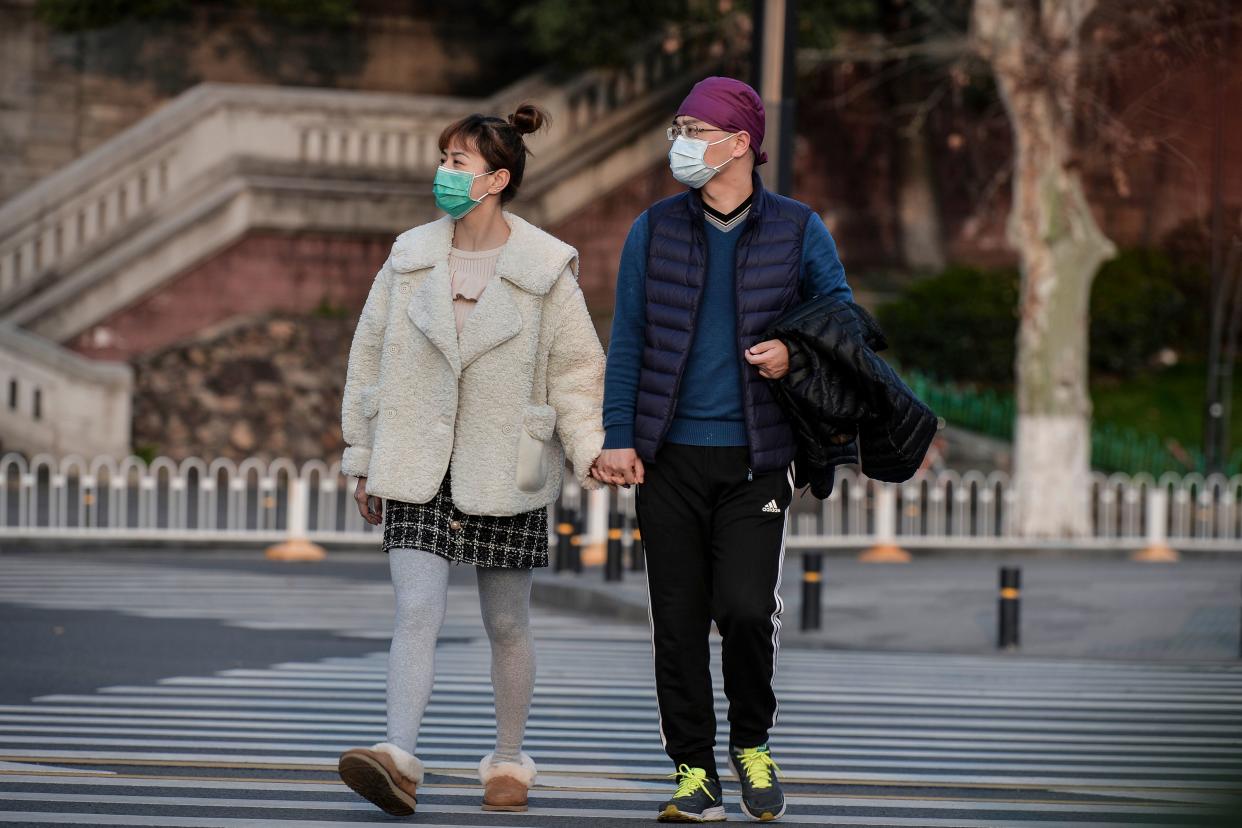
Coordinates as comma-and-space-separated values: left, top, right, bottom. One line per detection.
340, 212, 604, 515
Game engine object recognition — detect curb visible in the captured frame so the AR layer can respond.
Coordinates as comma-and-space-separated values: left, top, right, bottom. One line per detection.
530, 572, 649, 626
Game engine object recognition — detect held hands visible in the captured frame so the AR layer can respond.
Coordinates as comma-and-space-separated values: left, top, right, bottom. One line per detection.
590, 448, 645, 487
744, 338, 790, 380
588, 341, 787, 489
353, 476, 383, 525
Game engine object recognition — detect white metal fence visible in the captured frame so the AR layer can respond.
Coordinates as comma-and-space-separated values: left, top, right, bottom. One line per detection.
2, 452, 1239, 554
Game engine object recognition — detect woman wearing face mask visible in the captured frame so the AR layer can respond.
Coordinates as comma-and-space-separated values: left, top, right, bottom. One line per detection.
335, 102, 605, 817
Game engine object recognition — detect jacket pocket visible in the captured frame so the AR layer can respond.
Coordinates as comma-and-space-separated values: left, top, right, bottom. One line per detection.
515, 403, 557, 492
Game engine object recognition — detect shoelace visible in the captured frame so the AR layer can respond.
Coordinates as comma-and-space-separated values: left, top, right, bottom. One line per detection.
669, 764, 716, 801
736, 748, 781, 790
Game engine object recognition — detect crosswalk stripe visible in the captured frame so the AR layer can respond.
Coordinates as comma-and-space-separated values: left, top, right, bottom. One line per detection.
5, 733, 1240, 776
0, 788, 1220, 817
0, 774, 1225, 806
3, 727, 1238, 759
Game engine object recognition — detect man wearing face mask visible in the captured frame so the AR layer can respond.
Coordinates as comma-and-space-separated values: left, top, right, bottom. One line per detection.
593, 77, 854, 823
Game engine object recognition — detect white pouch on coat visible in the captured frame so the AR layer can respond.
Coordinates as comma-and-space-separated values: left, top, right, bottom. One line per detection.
515, 403, 557, 492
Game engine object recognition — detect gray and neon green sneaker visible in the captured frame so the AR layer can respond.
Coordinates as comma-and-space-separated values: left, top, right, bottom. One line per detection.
730, 745, 785, 821
657, 764, 726, 822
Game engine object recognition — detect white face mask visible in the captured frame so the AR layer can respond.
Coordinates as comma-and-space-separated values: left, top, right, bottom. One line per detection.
668, 132, 738, 188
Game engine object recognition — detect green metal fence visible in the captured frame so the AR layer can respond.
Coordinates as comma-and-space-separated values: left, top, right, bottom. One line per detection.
903, 370, 1241, 477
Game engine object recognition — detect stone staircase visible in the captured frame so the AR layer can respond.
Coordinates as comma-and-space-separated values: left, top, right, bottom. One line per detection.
0, 36, 723, 459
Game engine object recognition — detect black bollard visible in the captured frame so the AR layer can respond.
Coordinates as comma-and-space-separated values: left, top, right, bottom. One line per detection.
570, 488, 585, 575
800, 554, 823, 632
998, 566, 1021, 649
605, 495, 624, 582
626, 497, 645, 573
555, 498, 575, 574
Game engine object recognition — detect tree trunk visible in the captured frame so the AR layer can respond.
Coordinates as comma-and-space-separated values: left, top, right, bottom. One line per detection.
896, 123, 946, 271
973, 0, 1116, 537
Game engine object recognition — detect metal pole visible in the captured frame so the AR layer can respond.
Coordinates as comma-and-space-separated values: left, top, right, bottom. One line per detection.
998, 566, 1021, 649
777, 0, 797, 196
755, 0, 797, 194
1204, 0, 1229, 473
800, 553, 823, 631
750, 0, 765, 91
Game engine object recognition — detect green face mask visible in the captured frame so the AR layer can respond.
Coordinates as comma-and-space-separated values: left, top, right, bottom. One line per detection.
433, 165, 495, 219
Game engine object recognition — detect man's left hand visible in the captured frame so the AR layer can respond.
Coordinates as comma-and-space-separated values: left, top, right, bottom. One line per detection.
745, 339, 789, 380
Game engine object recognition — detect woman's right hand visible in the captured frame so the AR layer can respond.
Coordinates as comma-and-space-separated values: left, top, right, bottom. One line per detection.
354, 476, 383, 525
593, 448, 645, 487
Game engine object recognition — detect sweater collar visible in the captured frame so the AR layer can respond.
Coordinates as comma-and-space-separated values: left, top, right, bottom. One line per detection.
687, 169, 768, 225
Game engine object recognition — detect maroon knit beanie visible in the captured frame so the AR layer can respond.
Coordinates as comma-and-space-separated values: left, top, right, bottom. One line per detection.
676, 76, 767, 165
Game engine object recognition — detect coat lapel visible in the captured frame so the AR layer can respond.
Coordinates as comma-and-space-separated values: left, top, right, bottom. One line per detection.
458, 278, 522, 370
393, 211, 578, 375
406, 260, 462, 376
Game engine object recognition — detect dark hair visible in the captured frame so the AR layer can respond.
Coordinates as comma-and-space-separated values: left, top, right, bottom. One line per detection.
437, 102, 549, 205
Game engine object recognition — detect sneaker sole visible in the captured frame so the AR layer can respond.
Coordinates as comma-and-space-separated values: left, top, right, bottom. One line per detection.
658, 804, 727, 822
730, 756, 785, 822
338, 753, 416, 816
738, 799, 786, 822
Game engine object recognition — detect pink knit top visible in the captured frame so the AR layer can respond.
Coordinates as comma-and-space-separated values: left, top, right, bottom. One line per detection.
447, 244, 504, 335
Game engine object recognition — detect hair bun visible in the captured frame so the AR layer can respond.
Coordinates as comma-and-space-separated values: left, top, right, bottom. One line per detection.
508, 102, 548, 136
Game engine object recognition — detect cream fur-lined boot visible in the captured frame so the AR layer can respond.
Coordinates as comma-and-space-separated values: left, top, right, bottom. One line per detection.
338, 742, 424, 816
478, 752, 537, 812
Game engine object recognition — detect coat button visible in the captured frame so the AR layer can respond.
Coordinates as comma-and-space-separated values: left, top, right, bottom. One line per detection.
449, 519, 462, 531
502, 424, 513, 435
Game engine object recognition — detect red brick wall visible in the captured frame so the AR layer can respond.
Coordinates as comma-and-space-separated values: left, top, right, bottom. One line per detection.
65, 31, 1242, 364
67, 233, 392, 361
547, 164, 684, 337
792, 31, 1242, 270
67, 163, 682, 361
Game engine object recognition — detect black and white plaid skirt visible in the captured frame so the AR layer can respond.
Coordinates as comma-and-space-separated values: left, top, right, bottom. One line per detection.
380, 470, 549, 569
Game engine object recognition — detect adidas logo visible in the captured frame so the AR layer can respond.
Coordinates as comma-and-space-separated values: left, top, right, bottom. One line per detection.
761, 499, 780, 513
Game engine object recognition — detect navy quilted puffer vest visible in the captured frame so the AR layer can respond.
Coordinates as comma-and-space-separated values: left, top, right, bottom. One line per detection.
634, 172, 811, 472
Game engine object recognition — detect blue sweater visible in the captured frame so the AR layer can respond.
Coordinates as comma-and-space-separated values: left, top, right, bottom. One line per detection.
603, 209, 854, 450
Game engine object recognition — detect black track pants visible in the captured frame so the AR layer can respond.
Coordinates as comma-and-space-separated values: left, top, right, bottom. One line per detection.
636, 443, 792, 777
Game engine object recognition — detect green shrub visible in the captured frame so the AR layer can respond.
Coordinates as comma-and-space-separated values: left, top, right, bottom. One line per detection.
874, 265, 1018, 385
1089, 249, 1187, 378
878, 250, 1199, 386
132, 443, 160, 464
1159, 210, 1234, 361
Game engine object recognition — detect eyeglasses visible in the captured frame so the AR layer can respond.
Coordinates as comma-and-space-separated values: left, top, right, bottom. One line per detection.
666, 124, 730, 141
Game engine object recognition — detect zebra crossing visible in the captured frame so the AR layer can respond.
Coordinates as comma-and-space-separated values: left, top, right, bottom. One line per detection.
1, 554, 1241, 825
0, 554, 640, 642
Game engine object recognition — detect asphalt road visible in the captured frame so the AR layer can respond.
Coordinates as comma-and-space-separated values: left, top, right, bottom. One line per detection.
1, 550, 1240, 827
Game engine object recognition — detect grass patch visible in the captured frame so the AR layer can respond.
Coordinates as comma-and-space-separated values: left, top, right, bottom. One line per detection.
1091, 363, 1240, 450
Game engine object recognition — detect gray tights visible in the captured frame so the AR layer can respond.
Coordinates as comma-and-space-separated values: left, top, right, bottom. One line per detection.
385, 549, 534, 765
